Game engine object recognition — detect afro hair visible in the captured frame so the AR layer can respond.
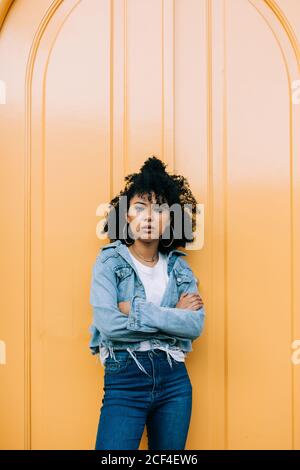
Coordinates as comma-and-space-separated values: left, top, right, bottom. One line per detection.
101, 155, 200, 254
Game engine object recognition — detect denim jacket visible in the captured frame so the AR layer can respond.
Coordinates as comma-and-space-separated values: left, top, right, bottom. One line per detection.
89, 239, 206, 371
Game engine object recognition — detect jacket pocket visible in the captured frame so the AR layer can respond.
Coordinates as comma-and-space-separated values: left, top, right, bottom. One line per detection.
114, 265, 134, 301
173, 267, 199, 299
114, 266, 132, 281
174, 267, 195, 285
104, 357, 131, 375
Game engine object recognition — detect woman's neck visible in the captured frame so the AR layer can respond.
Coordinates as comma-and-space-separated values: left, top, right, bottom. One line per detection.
128, 239, 159, 265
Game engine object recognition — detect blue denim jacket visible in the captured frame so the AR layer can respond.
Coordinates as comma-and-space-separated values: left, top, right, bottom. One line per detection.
89, 239, 206, 370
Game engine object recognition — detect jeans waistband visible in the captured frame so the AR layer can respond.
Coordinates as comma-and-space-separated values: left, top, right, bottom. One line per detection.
107, 347, 174, 377
113, 349, 166, 357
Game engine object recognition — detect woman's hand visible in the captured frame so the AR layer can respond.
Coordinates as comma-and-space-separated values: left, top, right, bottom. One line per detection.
118, 293, 204, 315
118, 300, 131, 315
176, 292, 204, 311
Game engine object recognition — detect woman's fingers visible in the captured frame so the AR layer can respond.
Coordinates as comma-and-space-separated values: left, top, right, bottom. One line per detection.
184, 293, 203, 302
181, 292, 200, 298
178, 292, 204, 310
190, 303, 203, 311
186, 298, 204, 309
189, 299, 203, 307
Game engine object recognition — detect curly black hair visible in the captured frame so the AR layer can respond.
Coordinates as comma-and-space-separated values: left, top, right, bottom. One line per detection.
101, 155, 200, 254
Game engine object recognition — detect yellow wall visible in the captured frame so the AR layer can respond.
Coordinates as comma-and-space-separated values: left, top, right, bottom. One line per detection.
0, 0, 299, 450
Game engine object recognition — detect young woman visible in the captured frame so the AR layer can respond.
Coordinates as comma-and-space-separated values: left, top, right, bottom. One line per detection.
89, 156, 206, 450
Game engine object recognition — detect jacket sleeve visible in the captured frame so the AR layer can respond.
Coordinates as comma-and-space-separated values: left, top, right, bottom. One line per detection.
126, 299, 205, 341
90, 257, 159, 342
126, 276, 206, 341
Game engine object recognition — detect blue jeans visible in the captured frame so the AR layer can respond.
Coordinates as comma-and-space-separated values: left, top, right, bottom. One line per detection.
95, 349, 193, 450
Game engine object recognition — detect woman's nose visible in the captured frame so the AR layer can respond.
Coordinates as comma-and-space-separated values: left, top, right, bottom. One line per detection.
144, 213, 152, 221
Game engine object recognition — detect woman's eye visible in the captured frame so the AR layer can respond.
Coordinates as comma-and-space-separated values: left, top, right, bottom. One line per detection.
134, 204, 169, 213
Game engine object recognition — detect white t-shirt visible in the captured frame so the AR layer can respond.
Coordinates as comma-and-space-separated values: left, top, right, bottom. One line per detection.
126, 247, 186, 361
128, 247, 169, 306
98, 246, 186, 365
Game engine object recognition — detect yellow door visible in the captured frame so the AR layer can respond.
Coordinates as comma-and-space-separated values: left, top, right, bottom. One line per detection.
0, 0, 299, 450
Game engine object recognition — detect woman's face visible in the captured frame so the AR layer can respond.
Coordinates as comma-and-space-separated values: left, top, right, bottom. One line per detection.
126, 192, 170, 241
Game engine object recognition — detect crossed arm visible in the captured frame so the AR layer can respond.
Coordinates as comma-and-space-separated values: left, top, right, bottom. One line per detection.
89, 258, 206, 342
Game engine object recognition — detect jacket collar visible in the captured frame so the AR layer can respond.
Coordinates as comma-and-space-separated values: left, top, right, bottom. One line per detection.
102, 239, 187, 274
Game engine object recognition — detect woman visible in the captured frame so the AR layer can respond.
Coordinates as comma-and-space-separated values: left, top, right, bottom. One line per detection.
89, 156, 206, 450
